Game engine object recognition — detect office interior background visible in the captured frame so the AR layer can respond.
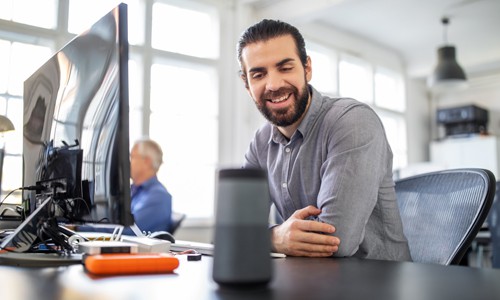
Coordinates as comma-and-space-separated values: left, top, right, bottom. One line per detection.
1, 0, 500, 243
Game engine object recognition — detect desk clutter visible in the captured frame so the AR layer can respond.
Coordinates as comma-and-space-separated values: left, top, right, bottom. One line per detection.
0, 230, 199, 271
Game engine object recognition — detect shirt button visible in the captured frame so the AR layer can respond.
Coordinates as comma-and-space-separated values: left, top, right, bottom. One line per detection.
282, 183, 287, 188
285, 148, 291, 153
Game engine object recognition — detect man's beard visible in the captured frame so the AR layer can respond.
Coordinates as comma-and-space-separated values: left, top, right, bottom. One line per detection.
255, 83, 310, 127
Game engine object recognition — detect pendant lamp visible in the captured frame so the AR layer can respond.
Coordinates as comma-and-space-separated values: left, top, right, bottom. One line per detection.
427, 17, 467, 91
0, 115, 15, 133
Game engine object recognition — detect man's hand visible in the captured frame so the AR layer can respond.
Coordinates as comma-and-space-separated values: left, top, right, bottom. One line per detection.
271, 205, 340, 257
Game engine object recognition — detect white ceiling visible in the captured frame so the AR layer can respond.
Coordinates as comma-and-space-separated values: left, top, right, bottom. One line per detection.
247, 0, 500, 79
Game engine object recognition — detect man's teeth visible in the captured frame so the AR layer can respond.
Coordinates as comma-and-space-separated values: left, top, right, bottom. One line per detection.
270, 94, 289, 103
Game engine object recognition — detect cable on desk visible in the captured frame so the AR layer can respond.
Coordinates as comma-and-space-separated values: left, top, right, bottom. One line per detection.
170, 249, 202, 261
0, 185, 47, 219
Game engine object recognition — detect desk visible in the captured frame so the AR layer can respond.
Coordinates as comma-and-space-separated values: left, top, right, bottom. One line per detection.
1, 255, 499, 300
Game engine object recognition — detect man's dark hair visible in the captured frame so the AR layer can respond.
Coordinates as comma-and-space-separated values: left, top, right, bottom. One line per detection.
237, 19, 308, 72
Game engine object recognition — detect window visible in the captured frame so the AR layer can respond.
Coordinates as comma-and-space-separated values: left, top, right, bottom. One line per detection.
0, 40, 10, 93
150, 62, 218, 218
339, 55, 373, 104
379, 112, 408, 170
375, 67, 405, 112
68, 0, 145, 45
0, 0, 57, 29
3, 41, 52, 95
0, 39, 51, 202
0, 0, 222, 221
152, 1, 219, 59
310, 48, 408, 171
307, 42, 338, 96
128, 58, 144, 143
374, 67, 406, 169
148, 0, 220, 219
2, 99, 22, 195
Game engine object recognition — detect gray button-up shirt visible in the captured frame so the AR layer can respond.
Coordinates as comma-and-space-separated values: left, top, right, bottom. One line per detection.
244, 86, 411, 261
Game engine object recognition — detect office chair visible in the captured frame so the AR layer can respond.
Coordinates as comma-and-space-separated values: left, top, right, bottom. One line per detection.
488, 182, 500, 268
395, 168, 495, 265
170, 212, 186, 235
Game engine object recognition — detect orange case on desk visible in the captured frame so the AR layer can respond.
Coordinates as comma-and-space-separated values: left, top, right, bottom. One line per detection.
84, 253, 180, 275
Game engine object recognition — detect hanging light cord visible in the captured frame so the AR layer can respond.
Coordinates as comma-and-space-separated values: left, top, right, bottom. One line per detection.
442, 17, 449, 45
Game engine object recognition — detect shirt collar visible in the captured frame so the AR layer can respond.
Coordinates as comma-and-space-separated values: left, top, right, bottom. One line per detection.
132, 175, 159, 190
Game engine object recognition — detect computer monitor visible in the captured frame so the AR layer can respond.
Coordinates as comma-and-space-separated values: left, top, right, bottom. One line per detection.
0, 3, 133, 257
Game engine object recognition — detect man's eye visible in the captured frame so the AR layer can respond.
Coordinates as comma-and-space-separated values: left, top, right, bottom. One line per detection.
251, 73, 263, 79
281, 67, 293, 72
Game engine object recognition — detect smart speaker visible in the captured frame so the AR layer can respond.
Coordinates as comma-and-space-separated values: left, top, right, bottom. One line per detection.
212, 168, 273, 287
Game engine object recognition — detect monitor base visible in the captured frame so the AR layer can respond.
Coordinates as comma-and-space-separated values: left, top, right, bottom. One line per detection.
0, 251, 82, 267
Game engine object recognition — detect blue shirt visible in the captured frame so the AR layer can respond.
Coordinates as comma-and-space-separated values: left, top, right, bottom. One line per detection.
244, 86, 411, 261
130, 176, 172, 234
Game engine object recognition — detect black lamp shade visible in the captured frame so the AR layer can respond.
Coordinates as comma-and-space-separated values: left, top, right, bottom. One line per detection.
428, 46, 467, 89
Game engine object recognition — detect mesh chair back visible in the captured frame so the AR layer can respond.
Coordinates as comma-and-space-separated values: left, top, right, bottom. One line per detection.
395, 168, 495, 265
489, 182, 500, 268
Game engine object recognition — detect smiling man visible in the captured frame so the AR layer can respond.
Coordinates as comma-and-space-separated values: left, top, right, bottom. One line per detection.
238, 19, 411, 261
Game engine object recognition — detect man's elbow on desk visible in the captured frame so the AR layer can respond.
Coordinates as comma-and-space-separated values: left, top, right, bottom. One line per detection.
320, 228, 360, 258
330, 244, 359, 258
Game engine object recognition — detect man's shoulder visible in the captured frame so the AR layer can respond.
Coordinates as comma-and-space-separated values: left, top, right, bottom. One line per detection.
321, 96, 367, 112
142, 183, 172, 203
150, 180, 170, 194
321, 97, 377, 121
141, 177, 170, 194
311, 86, 364, 110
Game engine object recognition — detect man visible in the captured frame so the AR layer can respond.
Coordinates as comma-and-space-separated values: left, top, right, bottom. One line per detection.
238, 19, 411, 261
130, 139, 172, 233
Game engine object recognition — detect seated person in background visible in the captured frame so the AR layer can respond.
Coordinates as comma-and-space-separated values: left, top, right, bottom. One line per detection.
237, 19, 411, 261
129, 138, 172, 234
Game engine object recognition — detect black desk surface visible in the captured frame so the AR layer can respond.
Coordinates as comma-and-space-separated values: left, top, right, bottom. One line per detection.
1, 255, 499, 300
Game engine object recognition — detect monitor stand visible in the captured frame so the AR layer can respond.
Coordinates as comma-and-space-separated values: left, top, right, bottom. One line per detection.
0, 197, 83, 267
0, 251, 82, 267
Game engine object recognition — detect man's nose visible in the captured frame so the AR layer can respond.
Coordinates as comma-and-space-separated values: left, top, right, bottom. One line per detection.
265, 71, 284, 91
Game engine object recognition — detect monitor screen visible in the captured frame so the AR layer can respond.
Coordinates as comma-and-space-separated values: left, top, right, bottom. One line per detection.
21, 3, 133, 227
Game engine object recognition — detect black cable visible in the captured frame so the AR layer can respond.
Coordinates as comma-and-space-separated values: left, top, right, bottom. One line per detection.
0, 188, 22, 207
62, 197, 92, 221
0, 185, 47, 207
36, 217, 73, 252
49, 196, 94, 225
71, 197, 92, 215
1, 188, 96, 253
0, 188, 25, 220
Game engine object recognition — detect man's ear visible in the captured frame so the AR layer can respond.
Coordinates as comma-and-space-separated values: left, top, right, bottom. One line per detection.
144, 156, 154, 169
305, 56, 312, 82
239, 71, 249, 90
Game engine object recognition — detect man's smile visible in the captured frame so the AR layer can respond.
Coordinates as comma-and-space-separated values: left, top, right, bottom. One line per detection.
268, 93, 291, 103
